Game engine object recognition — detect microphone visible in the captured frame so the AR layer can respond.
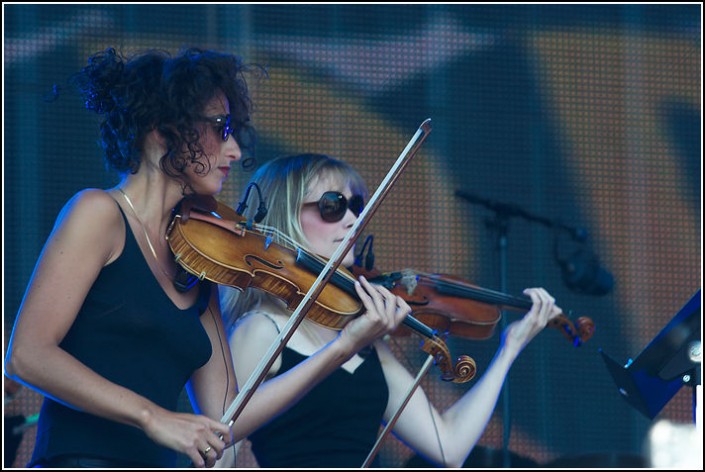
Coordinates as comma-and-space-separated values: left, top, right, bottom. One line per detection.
254, 201, 268, 223
559, 245, 614, 296
354, 235, 375, 270
353, 252, 364, 268
236, 183, 268, 223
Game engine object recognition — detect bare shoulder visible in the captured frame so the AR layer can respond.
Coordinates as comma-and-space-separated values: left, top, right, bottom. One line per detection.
60, 188, 121, 223
51, 188, 124, 261
59, 189, 122, 229
230, 311, 283, 346
229, 310, 286, 378
228, 311, 285, 373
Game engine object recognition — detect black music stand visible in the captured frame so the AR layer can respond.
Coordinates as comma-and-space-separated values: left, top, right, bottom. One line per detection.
600, 289, 701, 421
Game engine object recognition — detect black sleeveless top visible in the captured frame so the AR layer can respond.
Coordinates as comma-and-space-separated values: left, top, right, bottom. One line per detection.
29, 204, 213, 468
249, 346, 389, 468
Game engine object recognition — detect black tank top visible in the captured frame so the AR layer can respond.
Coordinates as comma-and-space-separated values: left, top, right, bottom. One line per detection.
249, 346, 389, 468
30, 204, 212, 467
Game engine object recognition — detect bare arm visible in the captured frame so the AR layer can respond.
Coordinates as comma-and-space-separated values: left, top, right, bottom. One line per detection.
4, 190, 231, 468
186, 286, 241, 466
225, 276, 411, 442
5, 190, 141, 420
382, 288, 561, 467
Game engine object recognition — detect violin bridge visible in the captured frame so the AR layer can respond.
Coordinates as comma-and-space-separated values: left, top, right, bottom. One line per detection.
399, 269, 418, 295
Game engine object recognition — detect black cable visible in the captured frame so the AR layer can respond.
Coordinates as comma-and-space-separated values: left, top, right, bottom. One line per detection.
355, 235, 374, 269
364, 235, 375, 270
207, 302, 231, 418
236, 182, 268, 224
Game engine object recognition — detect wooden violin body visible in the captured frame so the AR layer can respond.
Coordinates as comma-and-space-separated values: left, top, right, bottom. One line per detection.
167, 197, 363, 330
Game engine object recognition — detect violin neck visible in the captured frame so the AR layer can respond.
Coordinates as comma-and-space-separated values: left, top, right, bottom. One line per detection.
296, 249, 358, 298
295, 250, 436, 339
401, 314, 436, 338
433, 277, 533, 312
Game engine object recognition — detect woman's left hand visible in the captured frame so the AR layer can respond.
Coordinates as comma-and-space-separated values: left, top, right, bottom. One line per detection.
502, 288, 561, 357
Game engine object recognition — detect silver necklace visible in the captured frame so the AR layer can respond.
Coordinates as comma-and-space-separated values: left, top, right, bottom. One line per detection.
117, 187, 174, 279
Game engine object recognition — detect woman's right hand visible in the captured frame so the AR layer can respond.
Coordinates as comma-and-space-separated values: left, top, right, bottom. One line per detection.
141, 407, 232, 468
338, 275, 411, 353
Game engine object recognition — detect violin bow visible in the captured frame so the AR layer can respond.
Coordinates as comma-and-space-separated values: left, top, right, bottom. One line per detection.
220, 119, 433, 432
361, 354, 436, 467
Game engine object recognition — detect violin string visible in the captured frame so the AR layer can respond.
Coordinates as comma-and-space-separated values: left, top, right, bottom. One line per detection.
249, 222, 299, 249
250, 222, 357, 283
421, 274, 531, 309
117, 187, 175, 280
436, 280, 509, 306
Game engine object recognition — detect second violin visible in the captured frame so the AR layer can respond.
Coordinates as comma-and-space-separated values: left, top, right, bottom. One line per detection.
352, 265, 595, 347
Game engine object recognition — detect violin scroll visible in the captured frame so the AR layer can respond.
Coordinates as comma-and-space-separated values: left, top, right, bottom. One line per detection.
420, 336, 476, 383
451, 354, 477, 383
548, 314, 595, 347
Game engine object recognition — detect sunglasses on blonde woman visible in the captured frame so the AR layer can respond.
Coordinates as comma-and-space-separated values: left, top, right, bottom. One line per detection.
302, 191, 365, 223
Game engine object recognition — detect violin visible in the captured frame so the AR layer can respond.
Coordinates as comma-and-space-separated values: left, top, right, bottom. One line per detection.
352, 265, 595, 347
166, 194, 476, 383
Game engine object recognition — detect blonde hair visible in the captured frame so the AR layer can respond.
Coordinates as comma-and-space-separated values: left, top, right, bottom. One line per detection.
220, 153, 367, 334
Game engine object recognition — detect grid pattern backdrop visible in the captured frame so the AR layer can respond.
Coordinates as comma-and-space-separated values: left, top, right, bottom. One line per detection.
3, 4, 701, 468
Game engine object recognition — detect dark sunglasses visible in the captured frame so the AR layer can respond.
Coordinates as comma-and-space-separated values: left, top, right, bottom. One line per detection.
203, 114, 257, 169
302, 191, 365, 223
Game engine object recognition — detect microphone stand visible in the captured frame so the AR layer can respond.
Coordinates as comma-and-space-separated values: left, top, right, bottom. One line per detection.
455, 190, 587, 241
484, 202, 513, 468
455, 190, 586, 468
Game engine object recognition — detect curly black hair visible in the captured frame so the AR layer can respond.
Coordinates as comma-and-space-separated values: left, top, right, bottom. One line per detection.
70, 47, 263, 178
